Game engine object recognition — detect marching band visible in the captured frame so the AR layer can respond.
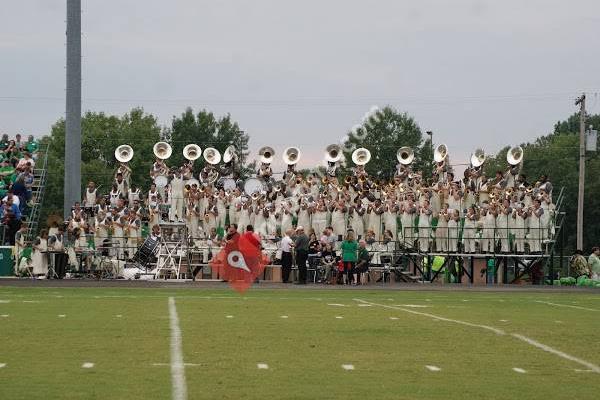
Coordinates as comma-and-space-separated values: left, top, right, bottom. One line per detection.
61, 141, 555, 265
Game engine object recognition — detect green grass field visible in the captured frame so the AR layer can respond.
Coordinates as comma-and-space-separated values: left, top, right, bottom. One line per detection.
1, 286, 599, 400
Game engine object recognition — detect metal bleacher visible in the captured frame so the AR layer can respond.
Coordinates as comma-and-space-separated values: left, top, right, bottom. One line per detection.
24, 144, 50, 241
0, 144, 48, 244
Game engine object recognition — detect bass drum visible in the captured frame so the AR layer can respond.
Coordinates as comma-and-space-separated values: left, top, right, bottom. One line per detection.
154, 175, 168, 188
217, 177, 237, 191
243, 178, 265, 195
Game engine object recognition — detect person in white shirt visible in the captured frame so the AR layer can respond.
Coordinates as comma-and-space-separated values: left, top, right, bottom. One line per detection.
280, 229, 294, 283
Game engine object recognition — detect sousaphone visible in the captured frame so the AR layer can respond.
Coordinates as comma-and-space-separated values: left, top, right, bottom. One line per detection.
507, 146, 523, 165
258, 146, 275, 164
223, 145, 237, 163
183, 144, 202, 161
153, 142, 172, 160
433, 143, 448, 163
203, 147, 221, 165
396, 146, 414, 165
114, 145, 134, 163
324, 144, 342, 163
351, 148, 371, 166
282, 147, 301, 165
470, 148, 486, 168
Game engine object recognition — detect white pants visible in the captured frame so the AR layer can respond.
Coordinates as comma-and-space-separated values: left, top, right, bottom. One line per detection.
170, 197, 184, 221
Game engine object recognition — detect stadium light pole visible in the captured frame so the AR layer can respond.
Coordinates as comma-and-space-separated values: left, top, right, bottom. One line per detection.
64, 0, 82, 218
575, 93, 585, 251
426, 131, 433, 178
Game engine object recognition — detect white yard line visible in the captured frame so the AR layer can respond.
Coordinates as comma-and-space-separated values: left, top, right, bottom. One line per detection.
425, 365, 441, 372
355, 298, 600, 374
354, 299, 505, 335
168, 297, 187, 400
342, 364, 354, 370
81, 362, 95, 369
511, 334, 600, 373
512, 367, 526, 374
257, 363, 269, 369
534, 301, 599, 312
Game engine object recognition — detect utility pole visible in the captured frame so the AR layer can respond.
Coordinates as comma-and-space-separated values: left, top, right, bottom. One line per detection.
575, 94, 586, 250
64, 0, 82, 218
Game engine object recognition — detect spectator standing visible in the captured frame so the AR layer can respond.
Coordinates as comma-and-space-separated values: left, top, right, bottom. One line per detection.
280, 229, 294, 283
294, 226, 309, 284
340, 231, 358, 284
589, 247, 600, 280
31, 229, 49, 278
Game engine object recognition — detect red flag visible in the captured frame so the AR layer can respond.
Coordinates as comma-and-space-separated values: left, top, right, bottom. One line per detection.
211, 234, 268, 293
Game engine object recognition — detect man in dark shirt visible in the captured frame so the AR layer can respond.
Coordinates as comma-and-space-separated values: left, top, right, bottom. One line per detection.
294, 226, 309, 284
354, 240, 370, 285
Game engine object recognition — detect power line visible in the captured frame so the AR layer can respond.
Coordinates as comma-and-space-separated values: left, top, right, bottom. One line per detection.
2, 90, 600, 107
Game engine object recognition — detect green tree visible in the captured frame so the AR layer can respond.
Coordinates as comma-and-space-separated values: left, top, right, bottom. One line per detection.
165, 108, 250, 174
42, 108, 161, 223
342, 106, 424, 179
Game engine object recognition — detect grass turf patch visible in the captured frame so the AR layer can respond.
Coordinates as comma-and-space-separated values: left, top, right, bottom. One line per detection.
1, 287, 599, 399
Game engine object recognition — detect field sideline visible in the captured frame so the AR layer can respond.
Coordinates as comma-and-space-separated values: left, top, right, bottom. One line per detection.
1, 286, 599, 399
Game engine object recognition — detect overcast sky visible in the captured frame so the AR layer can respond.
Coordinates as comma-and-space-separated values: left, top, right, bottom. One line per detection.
1, 0, 599, 171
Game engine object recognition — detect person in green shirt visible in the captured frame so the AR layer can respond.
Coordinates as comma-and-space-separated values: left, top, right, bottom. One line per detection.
25, 135, 39, 155
340, 230, 358, 285
589, 247, 600, 280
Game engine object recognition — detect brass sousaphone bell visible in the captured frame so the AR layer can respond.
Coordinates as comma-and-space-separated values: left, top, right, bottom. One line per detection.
434, 143, 448, 163
223, 145, 237, 163
183, 144, 202, 161
282, 147, 301, 165
258, 146, 275, 164
153, 142, 173, 160
115, 145, 134, 163
470, 148, 486, 168
351, 147, 371, 166
324, 144, 342, 163
203, 147, 221, 165
507, 146, 524, 166
396, 146, 414, 165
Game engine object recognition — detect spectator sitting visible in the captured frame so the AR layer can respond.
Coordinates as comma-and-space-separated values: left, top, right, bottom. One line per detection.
354, 239, 371, 285
0, 134, 8, 151
25, 135, 39, 157
308, 232, 321, 269
17, 152, 35, 170
15, 133, 23, 152
320, 242, 336, 284
365, 229, 376, 245
2, 195, 21, 222
570, 250, 590, 278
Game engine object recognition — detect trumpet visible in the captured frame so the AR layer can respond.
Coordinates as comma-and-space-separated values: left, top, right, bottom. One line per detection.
251, 192, 261, 201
